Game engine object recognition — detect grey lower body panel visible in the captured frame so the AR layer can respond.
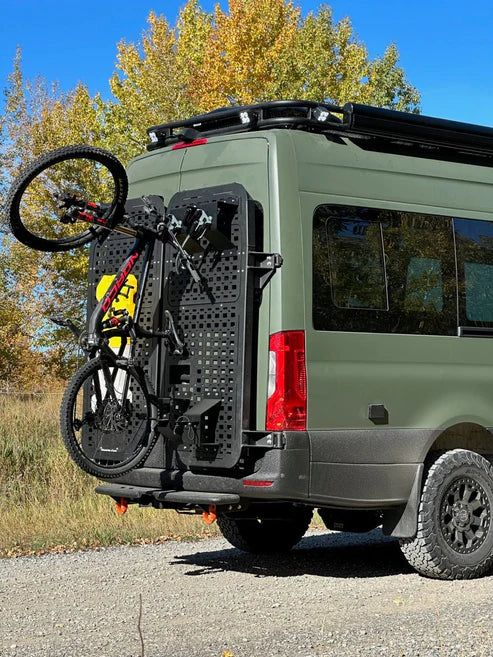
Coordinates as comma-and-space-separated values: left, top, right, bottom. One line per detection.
309, 428, 438, 464
306, 428, 434, 508
309, 462, 420, 507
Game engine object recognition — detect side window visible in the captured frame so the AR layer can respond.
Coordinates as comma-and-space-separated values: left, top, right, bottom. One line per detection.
454, 218, 493, 326
313, 205, 457, 335
405, 257, 443, 312
326, 216, 387, 310
313, 206, 388, 333
382, 212, 456, 335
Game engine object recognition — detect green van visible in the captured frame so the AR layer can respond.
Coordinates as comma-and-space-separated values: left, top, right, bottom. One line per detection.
94, 101, 493, 579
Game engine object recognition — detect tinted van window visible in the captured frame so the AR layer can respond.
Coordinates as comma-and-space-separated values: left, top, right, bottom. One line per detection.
313, 205, 457, 335
454, 218, 493, 326
325, 215, 387, 310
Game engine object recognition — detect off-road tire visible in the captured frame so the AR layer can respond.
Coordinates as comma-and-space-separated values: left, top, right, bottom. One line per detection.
6, 145, 128, 252
217, 506, 313, 553
60, 357, 158, 478
400, 449, 493, 579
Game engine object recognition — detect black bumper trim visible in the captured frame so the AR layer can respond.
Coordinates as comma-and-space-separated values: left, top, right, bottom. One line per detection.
96, 484, 159, 500
96, 484, 240, 506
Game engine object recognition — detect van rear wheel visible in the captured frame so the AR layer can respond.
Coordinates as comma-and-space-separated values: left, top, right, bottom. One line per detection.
399, 449, 493, 579
217, 505, 313, 553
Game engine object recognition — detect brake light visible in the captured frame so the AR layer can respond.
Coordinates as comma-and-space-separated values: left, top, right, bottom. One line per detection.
266, 330, 307, 431
171, 138, 208, 150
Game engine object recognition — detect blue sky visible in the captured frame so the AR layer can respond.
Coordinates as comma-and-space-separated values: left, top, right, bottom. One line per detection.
1, 0, 492, 124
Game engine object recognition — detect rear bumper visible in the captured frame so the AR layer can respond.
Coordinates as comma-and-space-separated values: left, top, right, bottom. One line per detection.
99, 433, 311, 506
96, 429, 425, 512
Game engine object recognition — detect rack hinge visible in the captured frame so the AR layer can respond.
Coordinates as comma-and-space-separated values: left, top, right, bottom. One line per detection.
248, 251, 283, 291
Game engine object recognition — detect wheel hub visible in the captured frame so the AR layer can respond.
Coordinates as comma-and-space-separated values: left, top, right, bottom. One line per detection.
453, 505, 470, 527
440, 476, 491, 554
97, 400, 130, 433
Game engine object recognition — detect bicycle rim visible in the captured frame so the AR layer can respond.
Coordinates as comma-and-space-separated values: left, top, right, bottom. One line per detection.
65, 359, 154, 475
6, 145, 128, 252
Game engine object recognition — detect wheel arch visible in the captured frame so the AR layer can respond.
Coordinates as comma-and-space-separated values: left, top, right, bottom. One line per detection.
423, 422, 493, 463
385, 423, 493, 539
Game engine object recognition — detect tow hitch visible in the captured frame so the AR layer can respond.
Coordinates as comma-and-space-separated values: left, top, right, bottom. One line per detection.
202, 505, 217, 525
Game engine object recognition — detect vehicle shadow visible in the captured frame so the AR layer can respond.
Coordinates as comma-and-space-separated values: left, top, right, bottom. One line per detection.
172, 529, 413, 579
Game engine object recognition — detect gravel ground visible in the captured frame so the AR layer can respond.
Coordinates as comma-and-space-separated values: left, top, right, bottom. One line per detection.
2, 528, 493, 657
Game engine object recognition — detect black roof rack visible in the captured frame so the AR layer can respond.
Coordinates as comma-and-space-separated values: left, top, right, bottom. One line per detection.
146, 100, 493, 168
147, 100, 342, 149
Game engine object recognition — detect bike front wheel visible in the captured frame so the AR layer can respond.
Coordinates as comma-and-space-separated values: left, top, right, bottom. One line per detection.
6, 145, 128, 252
60, 357, 158, 478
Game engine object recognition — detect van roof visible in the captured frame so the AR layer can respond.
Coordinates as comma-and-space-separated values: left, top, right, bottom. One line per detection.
146, 100, 493, 169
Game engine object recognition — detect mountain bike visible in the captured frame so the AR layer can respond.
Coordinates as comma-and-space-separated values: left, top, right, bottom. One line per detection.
5, 145, 209, 478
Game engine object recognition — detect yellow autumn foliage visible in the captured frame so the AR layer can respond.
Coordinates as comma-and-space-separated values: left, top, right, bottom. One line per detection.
0, 0, 419, 386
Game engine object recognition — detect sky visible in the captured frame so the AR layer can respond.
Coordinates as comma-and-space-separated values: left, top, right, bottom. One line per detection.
1, 0, 493, 125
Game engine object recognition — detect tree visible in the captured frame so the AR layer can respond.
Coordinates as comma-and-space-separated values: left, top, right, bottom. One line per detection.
189, 1, 419, 111
0, 0, 420, 387
0, 250, 47, 390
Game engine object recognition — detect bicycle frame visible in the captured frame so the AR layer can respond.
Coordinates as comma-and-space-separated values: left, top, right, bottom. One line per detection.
74, 201, 190, 358
86, 234, 154, 349
69, 206, 156, 351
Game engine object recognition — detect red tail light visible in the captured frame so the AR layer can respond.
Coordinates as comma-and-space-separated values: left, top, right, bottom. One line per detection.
266, 330, 307, 431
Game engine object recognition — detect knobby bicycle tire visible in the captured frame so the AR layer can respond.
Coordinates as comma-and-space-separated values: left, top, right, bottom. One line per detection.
60, 357, 158, 478
5, 145, 128, 252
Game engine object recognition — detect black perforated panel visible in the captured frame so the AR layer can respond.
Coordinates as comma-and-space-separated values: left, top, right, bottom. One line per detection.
84, 199, 164, 459
162, 185, 257, 470
166, 226, 242, 307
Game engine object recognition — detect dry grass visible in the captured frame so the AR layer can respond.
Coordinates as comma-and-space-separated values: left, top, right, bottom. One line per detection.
0, 394, 218, 557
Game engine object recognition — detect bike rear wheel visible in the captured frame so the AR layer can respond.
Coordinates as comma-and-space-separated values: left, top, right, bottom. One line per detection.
5, 145, 128, 252
60, 357, 158, 478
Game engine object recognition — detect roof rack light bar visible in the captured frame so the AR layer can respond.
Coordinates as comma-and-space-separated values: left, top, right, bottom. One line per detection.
147, 100, 342, 150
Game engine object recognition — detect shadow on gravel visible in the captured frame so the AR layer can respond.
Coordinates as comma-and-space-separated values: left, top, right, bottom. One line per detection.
173, 530, 412, 579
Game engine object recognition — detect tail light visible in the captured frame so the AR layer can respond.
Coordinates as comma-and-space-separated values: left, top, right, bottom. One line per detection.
266, 330, 307, 431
